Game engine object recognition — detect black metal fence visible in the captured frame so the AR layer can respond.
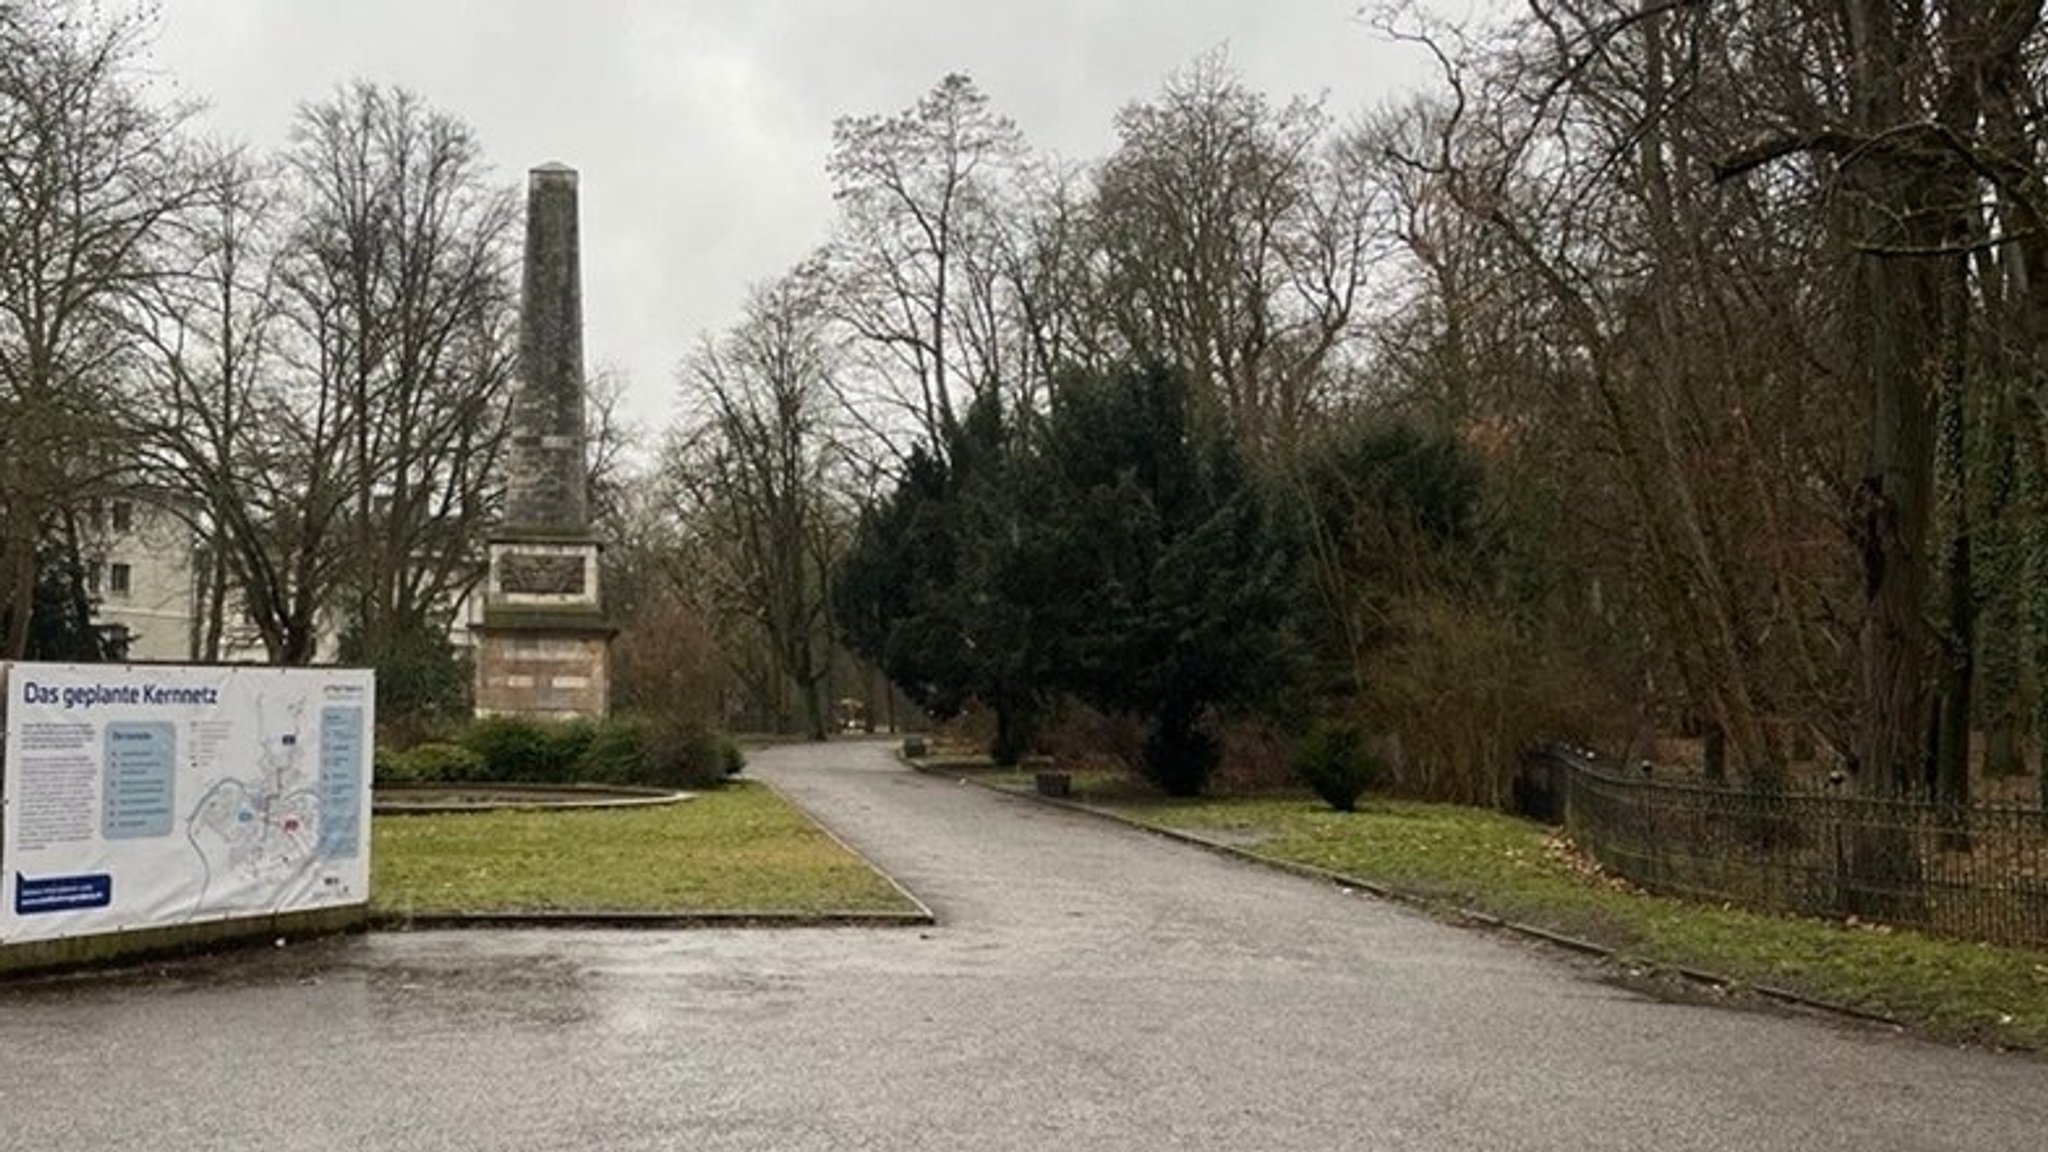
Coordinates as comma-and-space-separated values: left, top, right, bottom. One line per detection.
1531, 749, 2048, 950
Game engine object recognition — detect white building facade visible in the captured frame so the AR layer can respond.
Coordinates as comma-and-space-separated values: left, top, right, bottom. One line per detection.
87, 497, 199, 662
84, 497, 474, 666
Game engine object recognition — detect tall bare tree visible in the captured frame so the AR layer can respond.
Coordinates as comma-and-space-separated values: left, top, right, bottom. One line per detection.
278, 81, 518, 664
1363, 0, 2048, 825
1091, 52, 1376, 460
818, 73, 1027, 461
667, 276, 845, 739
0, 1, 207, 656
1685, 1, 2043, 805
128, 146, 284, 661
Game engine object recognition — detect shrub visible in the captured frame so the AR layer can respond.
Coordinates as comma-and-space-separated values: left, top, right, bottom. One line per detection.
341, 620, 470, 723
548, 719, 598, 773
1140, 711, 1221, 797
440, 713, 736, 789
1360, 595, 1624, 807
609, 586, 725, 725
576, 718, 651, 784
1212, 720, 1297, 795
639, 714, 726, 789
1291, 720, 1385, 812
456, 715, 549, 780
377, 713, 458, 756
458, 715, 594, 782
384, 741, 488, 784
1036, 701, 1133, 768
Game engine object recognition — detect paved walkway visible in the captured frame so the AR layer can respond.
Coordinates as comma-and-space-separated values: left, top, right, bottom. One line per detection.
1, 740, 2044, 1150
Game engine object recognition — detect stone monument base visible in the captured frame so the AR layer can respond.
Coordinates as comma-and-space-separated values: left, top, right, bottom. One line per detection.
473, 625, 612, 719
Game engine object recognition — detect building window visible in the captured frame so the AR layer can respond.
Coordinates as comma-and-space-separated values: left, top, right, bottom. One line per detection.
111, 500, 134, 532
108, 562, 132, 597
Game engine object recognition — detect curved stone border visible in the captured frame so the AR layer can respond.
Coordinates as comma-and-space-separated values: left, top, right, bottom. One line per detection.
907, 758, 1932, 1044
373, 783, 694, 815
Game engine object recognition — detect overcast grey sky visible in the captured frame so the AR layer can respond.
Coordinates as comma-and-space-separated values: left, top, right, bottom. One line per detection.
152, 1, 1458, 437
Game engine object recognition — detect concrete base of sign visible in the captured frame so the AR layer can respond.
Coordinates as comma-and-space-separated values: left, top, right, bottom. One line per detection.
0, 903, 368, 978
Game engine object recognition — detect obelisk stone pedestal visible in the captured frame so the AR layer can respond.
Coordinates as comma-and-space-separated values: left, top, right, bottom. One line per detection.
473, 163, 614, 720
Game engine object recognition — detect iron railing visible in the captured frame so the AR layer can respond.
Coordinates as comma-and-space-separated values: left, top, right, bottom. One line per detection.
1535, 750, 2048, 950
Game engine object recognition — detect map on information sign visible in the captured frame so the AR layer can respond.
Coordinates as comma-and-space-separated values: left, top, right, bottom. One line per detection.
186, 694, 321, 906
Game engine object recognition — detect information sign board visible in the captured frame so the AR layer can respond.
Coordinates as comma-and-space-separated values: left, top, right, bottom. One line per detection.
0, 663, 373, 944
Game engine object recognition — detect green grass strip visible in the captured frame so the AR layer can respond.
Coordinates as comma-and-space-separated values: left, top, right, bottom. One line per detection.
371, 780, 918, 918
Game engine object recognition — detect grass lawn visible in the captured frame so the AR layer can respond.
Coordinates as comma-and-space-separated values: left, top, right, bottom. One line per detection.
956, 765, 2048, 1050
371, 780, 918, 918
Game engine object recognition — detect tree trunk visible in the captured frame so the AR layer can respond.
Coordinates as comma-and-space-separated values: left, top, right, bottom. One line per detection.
1846, 0, 1941, 798
991, 689, 1034, 767
795, 658, 829, 742
1932, 239, 1973, 846
203, 525, 230, 662
1, 530, 36, 660
1842, 0, 1936, 917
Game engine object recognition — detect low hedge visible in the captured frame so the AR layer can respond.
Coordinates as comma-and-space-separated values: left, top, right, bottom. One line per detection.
382, 741, 488, 784
457, 715, 595, 782
377, 714, 737, 790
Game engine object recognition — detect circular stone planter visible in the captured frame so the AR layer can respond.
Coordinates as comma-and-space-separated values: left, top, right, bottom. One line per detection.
373, 782, 695, 815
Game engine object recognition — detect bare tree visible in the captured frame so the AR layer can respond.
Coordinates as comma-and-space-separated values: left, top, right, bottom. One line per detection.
1359, 0, 2048, 839
818, 73, 1028, 461
128, 146, 284, 661
0, 1, 207, 656
1361, 1, 1915, 787
583, 363, 641, 545
1681, 1, 2042, 807
1090, 52, 1376, 460
277, 81, 518, 664
666, 276, 846, 739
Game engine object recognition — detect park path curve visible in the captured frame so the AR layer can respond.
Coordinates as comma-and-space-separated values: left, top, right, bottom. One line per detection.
0, 739, 2043, 1151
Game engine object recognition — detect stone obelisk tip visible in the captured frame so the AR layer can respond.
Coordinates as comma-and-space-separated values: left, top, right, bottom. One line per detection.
505, 159, 586, 533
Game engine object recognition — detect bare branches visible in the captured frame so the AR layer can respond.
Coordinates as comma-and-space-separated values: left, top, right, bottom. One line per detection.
1710, 129, 1862, 182
819, 74, 1026, 458
274, 81, 518, 660
1089, 53, 1375, 460
0, 0, 210, 656
665, 274, 846, 736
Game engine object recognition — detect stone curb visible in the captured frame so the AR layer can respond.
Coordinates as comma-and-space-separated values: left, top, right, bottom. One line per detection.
751, 772, 938, 926
369, 909, 933, 931
908, 759, 1925, 1040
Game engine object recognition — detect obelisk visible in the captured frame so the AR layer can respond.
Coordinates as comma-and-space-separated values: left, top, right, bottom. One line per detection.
472, 163, 613, 719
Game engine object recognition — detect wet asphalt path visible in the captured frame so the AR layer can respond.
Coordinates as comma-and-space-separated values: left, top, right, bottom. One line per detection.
2, 740, 2045, 1150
